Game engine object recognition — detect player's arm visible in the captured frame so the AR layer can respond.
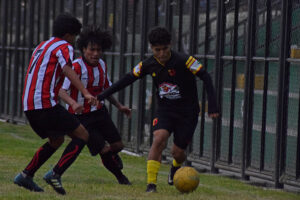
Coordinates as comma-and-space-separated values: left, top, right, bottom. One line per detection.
59, 88, 84, 114
97, 73, 138, 101
196, 70, 219, 118
62, 64, 97, 106
107, 96, 132, 118
185, 56, 219, 117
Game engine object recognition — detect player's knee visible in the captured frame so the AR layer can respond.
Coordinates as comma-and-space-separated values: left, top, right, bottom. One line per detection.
110, 141, 124, 153
71, 124, 89, 142
100, 145, 111, 154
153, 135, 168, 149
153, 130, 169, 150
48, 136, 64, 149
152, 139, 166, 152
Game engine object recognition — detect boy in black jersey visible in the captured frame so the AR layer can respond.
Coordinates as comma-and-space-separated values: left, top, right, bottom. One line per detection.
97, 27, 219, 192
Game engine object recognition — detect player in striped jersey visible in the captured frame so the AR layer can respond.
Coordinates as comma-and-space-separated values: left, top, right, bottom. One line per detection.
14, 13, 97, 195
59, 26, 131, 185
97, 27, 219, 192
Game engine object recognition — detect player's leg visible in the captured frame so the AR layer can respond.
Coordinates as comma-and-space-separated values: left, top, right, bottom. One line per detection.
99, 145, 131, 185
168, 144, 185, 185
42, 105, 88, 195
14, 137, 63, 192
168, 111, 198, 185
103, 141, 124, 170
14, 109, 65, 192
23, 136, 65, 176
98, 108, 131, 184
146, 128, 170, 192
146, 110, 175, 192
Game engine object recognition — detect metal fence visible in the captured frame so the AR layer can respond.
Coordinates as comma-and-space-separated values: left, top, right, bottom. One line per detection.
0, 0, 300, 189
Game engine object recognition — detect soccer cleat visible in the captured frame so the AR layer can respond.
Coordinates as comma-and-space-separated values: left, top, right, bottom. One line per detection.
43, 170, 66, 195
117, 174, 131, 185
146, 183, 157, 192
14, 173, 44, 192
168, 166, 181, 185
112, 153, 123, 170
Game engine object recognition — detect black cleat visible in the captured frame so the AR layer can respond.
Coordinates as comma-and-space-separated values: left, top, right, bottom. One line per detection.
117, 174, 131, 185
14, 173, 44, 192
43, 170, 66, 195
168, 165, 180, 185
146, 184, 157, 192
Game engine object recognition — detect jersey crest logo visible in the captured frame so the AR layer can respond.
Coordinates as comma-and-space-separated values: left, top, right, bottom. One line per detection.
158, 82, 181, 100
168, 69, 176, 76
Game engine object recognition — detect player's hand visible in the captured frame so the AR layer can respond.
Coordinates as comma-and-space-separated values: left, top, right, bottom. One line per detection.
118, 105, 132, 118
84, 94, 98, 106
208, 112, 219, 118
71, 102, 84, 114
97, 94, 104, 101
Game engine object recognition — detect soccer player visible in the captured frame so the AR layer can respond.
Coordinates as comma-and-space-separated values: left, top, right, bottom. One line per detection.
13, 13, 97, 195
97, 27, 219, 192
59, 26, 131, 185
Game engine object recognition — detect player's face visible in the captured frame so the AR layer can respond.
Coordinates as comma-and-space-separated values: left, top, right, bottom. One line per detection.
83, 43, 102, 66
151, 44, 171, 65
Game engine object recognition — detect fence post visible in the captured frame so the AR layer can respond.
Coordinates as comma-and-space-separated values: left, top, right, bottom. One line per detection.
11, 0, 22, 122
83, 0, 89, 26
117, 0, 128, 134
275, 0, 292, 189
43, 0, 50, 40
0, 0, 8, 117
136, 0, 149, 153
213, 0, 226, 173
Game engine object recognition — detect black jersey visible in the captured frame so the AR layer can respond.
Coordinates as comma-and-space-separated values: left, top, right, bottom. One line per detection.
132, 51, 203, 113
97, 50, 218, 115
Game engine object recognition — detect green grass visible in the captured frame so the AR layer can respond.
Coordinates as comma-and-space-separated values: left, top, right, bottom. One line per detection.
0, 121, 299, 200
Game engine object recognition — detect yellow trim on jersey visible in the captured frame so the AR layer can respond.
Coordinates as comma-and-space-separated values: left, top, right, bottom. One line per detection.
154, 56, 165, 66
186, 56, 203, 75
186, 56, 194, 67
153, 51, 171, 66
133, 62, 142, 77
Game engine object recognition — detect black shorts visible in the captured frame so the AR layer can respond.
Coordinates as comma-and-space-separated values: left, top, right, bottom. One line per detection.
152, 109, 198, 149
25, 104, 80, 139
76, 106, 121, 156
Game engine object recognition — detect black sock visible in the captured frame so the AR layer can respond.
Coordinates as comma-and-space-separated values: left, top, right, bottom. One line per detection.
170, 165, 181, 177
100, 151, 123, 179
53, 138, 85, 176
23, 142, 56, 177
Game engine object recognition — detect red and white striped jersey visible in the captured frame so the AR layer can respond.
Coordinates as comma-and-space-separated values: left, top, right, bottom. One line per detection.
22, 37, 74, 111
62, 57, 112, 114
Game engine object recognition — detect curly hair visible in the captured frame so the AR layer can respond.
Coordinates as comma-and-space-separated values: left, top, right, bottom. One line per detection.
148, 27, 171, 46
53, 13, 82, 37
76, 26, 112, 52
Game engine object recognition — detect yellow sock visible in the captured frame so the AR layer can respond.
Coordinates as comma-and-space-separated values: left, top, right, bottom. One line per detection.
172, 159, 182, 167
147, 160, 161, 184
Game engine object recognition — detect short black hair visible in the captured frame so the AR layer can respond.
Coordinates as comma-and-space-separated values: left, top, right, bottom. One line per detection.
53, 13, 82, 37
148, 27, 171, 46
76, 25, 112, 52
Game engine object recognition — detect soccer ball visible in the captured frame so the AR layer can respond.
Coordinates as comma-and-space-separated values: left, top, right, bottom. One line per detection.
173, 166, 200, 193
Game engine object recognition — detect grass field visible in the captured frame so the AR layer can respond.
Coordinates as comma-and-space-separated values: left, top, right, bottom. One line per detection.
0, 121, 299, 200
